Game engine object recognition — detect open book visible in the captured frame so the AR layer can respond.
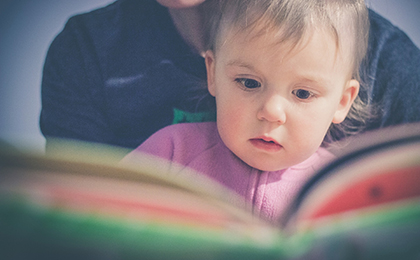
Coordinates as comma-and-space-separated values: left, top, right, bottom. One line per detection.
1, 123, 420, 260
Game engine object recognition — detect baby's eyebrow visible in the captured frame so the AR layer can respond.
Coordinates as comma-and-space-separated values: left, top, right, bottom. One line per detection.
226, 59, 255, 70
295, 75, 332, 90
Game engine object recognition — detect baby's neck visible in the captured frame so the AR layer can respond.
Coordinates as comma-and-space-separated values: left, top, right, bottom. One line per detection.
168, 6, 205, 57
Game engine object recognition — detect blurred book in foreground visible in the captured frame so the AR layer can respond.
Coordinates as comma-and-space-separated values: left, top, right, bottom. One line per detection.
1, 123, 420, 260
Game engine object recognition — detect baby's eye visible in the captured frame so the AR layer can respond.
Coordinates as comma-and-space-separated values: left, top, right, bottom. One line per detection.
292, 89, 314, 100
235, 78, 261, 89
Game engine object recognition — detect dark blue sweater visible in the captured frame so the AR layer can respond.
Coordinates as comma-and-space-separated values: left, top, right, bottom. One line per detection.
40, 0, 420, 150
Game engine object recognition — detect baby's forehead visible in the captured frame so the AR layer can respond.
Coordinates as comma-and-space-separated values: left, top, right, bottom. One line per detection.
217, 22, 356, 78
220, 21, 349, 54
208, 0, 368, 79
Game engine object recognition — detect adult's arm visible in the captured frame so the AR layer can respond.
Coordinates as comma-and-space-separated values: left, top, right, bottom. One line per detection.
40, 16, 113, 151
362, 10, 420, 130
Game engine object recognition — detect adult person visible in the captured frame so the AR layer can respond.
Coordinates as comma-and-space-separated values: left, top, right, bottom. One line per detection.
40, 0, 420, 152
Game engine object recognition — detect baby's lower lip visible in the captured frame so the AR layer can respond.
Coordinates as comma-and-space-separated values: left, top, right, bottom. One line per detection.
250, 139, 282, 152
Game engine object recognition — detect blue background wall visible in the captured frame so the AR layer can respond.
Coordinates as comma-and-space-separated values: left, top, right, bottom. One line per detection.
0, 0, 419, 153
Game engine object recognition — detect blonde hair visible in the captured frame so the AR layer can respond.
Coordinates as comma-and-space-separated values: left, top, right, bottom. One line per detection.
202, 0, 371, 143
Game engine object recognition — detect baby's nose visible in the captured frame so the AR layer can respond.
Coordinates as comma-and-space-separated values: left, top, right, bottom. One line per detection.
257, 95, 287, 124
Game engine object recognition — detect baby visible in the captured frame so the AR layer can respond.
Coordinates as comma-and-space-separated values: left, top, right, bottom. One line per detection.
123, 0, 370, 222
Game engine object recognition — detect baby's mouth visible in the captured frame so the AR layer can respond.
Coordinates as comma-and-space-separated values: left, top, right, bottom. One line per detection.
249, 138, 282, 152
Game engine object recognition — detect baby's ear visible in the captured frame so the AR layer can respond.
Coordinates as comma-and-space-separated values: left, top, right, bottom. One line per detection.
205, 50, 216, 97
332, 79, 360, 124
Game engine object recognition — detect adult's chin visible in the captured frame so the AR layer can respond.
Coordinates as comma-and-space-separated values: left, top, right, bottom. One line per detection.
155, 0, 206, 9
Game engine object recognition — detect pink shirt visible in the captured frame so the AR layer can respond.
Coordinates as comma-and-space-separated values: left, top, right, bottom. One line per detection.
122, 122, 335, 222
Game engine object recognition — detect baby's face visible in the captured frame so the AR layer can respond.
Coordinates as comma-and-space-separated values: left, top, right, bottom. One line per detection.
205, 27, 359, 171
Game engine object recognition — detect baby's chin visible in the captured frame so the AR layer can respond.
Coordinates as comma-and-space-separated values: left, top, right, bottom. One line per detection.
244, 159, 291, 172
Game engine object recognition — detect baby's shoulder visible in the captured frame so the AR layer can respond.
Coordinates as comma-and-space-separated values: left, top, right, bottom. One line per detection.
153, 122, 219, 147
158, 122, 217, 137
163, 122, 219, 147
148, 122, 221, 163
